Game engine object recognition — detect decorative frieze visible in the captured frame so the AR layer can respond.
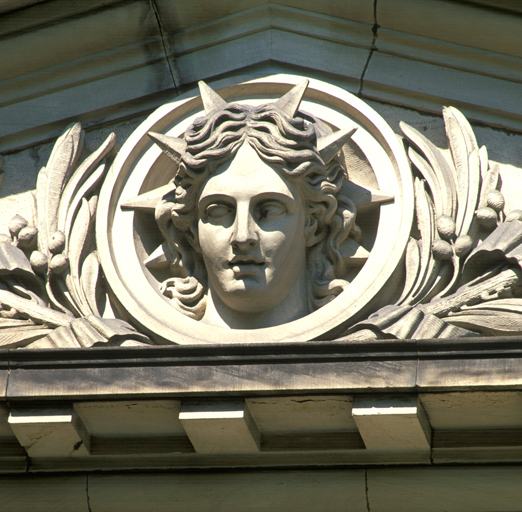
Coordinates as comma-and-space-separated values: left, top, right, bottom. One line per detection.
0, 75, 520, 348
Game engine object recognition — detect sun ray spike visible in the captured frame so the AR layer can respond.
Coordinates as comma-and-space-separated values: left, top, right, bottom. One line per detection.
120, 184, 174, 212
144, 244, 168, 270
343, 182, 394, 212
317, 127, 357, 164
273, 79, 309, 118
198, 80, 227, 114
148, 132, 187, 164
340, 239, 370, 268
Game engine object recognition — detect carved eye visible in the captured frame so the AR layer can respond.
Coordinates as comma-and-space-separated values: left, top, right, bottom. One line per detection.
256, 200, 287, 221
204, 202, 233, 220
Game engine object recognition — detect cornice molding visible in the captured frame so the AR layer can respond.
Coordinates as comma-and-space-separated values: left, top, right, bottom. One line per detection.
0, 0, 521, 152
0, 340, 520, 472
3, 337, 522, 398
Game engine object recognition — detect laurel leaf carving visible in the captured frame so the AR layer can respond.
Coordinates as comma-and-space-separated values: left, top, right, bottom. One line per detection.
397, 237, 420, 305
58, 132, 115, 233
406, 179, 436, 304
344, 106, 522, 341
67, 197, 95, 317
0, 123, 154, 348
400, 121, 457, 217
81, 251, 103, 318
37, 123, 83, 255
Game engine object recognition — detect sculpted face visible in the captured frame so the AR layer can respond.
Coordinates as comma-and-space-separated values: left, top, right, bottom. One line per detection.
197, 142, 307, 318
148, 83, 359, 329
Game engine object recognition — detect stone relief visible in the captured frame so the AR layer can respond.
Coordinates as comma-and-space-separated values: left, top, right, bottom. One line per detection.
0, 75, 520, 348
148, 82, 359, 329
343, 107, 522, 341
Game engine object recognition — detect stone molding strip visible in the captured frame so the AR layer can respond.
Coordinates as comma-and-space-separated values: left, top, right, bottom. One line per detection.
2, 337, 522, 399
1, 1, 521, 152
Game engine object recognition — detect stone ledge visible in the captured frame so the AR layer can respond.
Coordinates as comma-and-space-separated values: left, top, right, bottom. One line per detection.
0, 339, 518, 471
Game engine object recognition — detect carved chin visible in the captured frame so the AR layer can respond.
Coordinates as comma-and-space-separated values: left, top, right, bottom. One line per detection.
214, 276, 282, 313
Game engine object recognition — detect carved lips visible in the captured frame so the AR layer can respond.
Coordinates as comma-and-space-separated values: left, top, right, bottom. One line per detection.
228, 256, 265, 278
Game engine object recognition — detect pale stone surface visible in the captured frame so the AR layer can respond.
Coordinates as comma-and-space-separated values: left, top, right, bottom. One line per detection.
368, 99, 522, 224
3, 97, 517, 237
74, 400, 185, 437
0, 1, 372, 151
74, 400, 192, 456
422, 391, 522, 429
0, 2, 158, 83
8, 406, 88, 457
0, 0, 520, 152
363, 52, 522, 132
417, 357, 522, 389
6, 357, 418, 399
170, 4, 372, 57
5, 388, 522, 468
158, 0, 373, 33
179, 400, 260, 454
0, 143, 49, 238
247, 395, 356, 433
378, 0, 522, 57
196, 142, 309, 328
365, 0, 522, 132
352, 395, 431, 452
0, 0, 172, 152
370, 99, 522, 158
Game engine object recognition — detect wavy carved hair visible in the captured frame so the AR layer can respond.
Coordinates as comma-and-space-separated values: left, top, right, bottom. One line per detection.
155, 102, 357, 320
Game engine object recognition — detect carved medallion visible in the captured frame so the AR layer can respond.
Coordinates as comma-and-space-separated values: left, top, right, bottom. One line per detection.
96, 76, 412, 344
0, 74, 520, 348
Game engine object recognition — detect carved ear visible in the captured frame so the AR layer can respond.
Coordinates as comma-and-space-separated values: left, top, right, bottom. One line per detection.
316, 127, 357, 164
198, 80, 227, 114
273, 80, 309, 118
148, 132, 187, 164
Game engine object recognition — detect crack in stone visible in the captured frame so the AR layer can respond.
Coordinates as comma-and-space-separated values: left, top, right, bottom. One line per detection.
86, 474, 93, 512
358, 0, 379, 97
72, 439, 83, 452
365, 469, 371, 512
289, 399, 348, 404
4, 364, 10, 402
149, 0, 180, 92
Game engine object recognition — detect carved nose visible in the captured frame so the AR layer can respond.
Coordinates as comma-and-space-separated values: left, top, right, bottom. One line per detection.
231, 208, 257, 250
